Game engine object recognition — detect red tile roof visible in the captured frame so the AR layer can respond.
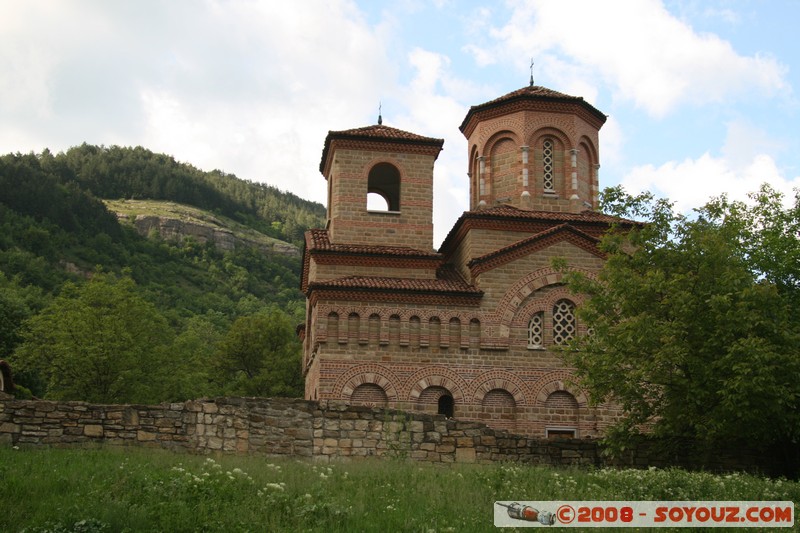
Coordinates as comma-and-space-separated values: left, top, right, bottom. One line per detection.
306, 229, 441, 258
470, 205, 628, 224
459, 85, 607, 133
438, 205, 637, 254
307, 273, 480, 294
319, 124, 444, 173
327, 124, 443, 143
306, 262, 481, 299
476, 85, 591, 107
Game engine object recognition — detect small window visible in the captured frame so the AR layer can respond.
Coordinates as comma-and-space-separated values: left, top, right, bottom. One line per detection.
546, 428, 576, 440
543, 139, 555, 192
527, 312, 544, 349
438, 394, 454, 418
552, 299, 576, 345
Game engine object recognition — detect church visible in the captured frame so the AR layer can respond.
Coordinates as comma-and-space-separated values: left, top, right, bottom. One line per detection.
299, 83, 631, 438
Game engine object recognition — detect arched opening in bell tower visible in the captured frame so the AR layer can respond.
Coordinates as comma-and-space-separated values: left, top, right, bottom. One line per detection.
367, 162, 400, 212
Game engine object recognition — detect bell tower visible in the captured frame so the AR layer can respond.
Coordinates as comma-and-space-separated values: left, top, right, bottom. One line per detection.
459, 84, 606, 213
319, 123, 444, 251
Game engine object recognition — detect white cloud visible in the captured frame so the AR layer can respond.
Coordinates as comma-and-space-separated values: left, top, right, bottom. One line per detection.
0, 0, 397, 205
621, 151, 800, 212
598, 116, 624, 168
465, 0, 788, 118
390, 48, 475, 247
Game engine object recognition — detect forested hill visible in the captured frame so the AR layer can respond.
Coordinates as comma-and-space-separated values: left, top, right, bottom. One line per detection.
34, 144, 326, 246
0, 145, 325, 404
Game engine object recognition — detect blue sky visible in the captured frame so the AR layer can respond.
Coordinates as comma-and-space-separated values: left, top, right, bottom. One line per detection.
1, 0, 798, 247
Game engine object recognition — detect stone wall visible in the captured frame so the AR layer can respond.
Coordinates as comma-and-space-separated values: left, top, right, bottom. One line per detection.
0, 396, 600, 466
1, 396, 792, 476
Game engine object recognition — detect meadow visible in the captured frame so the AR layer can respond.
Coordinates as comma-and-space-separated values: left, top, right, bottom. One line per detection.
2, 446, 797, 532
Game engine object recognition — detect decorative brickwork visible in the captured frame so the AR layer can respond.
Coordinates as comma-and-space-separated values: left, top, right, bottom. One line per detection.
301, 85, 633, 439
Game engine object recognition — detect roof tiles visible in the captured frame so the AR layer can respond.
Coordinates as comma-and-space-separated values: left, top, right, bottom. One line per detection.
306, 229, 441, 258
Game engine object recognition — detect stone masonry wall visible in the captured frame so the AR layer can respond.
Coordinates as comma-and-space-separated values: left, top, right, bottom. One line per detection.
0, 396, 601, 466
0, 396, 787, 474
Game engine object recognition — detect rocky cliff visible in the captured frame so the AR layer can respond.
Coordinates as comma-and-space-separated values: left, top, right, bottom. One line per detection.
119, 214, 300, 257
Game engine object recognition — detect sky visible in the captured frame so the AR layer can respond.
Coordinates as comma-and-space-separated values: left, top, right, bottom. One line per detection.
2, 0, 798, 247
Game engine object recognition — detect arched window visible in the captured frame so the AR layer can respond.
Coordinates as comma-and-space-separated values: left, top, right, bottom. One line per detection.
367, 162, 400, 212
527, 312, 544, 349
552, 299, 576, 345
418, 385, 453, 417
542, 138, 555, 192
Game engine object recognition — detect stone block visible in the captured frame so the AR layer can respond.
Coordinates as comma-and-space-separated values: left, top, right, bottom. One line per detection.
0, 422, 20, 433
137, 430, 156, 442
456, 436, 474, 447
456, 447, 476, 463
83, 424, 103, 437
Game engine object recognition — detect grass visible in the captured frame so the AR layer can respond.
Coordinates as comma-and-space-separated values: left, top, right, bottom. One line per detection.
2, 446, 797, 532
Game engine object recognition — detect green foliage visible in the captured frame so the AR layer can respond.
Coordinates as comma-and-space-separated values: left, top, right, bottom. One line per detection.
214, 309, 303, 397
162, 312, 230, 401
0, 144, 316, 400
59, 143, 325, 246
2, 447, 798, 532
12, 273, 174, 404
562, 185, 800, 456
0, 272, 47, 358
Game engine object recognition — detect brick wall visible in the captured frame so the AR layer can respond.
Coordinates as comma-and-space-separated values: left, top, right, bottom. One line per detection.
465, 108, 600, 212
327, 149, 435, 250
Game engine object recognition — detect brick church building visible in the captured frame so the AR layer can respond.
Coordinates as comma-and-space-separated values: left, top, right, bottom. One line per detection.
300, 84, 629, 438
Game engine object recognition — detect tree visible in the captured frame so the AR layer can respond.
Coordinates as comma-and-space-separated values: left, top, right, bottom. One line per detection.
562, 186, 800, 459
12, 273, 175, 404
0, 272, 46, 359
213, 309, 303, 397
162, 311, 229, 400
